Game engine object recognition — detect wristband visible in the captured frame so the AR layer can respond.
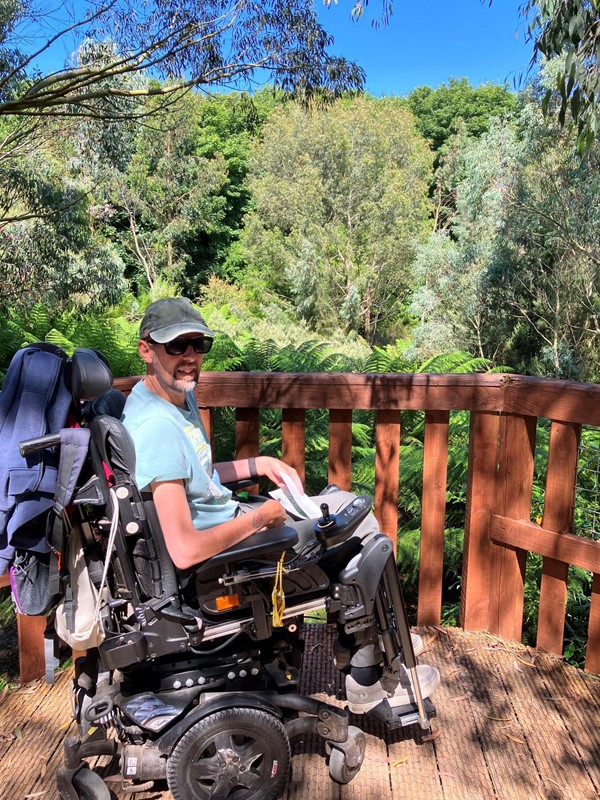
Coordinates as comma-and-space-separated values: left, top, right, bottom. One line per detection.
248, 456, 260, 483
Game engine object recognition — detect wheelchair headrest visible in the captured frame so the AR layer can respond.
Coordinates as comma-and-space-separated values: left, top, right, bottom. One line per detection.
70, 348, 112, 401
91, 389, 126, 420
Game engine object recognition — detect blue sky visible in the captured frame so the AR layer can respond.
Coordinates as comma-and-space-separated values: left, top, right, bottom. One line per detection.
316, 0, 535, 95
29, 1, 535, 98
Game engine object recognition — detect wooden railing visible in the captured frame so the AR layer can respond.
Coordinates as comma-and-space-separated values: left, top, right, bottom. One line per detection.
7, 371, 600, 682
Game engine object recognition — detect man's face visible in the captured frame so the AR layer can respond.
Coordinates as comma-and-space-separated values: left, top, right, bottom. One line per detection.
143, 333, 205, 395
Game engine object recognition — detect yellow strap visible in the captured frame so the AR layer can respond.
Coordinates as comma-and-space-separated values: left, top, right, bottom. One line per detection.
271, 552, 286, 627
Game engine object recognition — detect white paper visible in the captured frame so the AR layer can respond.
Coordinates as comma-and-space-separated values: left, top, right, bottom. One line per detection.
270, 471, 321, 519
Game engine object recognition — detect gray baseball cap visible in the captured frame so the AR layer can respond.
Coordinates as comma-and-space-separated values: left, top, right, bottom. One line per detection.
139, 297, 214, 343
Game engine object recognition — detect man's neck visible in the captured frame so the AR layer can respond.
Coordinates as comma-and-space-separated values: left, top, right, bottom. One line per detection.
143, 375, 188, 408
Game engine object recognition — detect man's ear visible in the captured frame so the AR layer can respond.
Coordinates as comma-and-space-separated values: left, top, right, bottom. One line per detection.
138, 338, 153, 365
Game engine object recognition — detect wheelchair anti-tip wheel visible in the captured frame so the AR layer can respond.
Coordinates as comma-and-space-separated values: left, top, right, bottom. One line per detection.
166, 707, 291, 800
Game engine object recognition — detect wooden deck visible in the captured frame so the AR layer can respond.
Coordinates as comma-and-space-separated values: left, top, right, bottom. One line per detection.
1, 625, 599, 800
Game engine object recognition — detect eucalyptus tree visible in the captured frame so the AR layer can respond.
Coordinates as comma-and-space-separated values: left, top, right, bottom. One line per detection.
0, 0, 364, 121
0, 1, 363, 312
243, 96, 432, 343
410, 97, 600, 379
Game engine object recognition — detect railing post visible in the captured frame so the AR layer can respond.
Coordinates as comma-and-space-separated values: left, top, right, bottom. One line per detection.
374, 410, 401, 555
328, 409, 352, 490
417, 410, 449, 625
235, 407, 260, 492
587, 574, 600, 673
282, 408, 306, 485
461, 411, 501, 631
16, 614, 46, 684
537, 421, 580, 655
488, 413, 536, 642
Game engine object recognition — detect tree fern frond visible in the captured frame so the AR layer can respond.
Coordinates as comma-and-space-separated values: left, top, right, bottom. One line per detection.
363, 346, 394, 373
28, 304, 52, 340
351, 422, 372, 448
417, 351, 492, 374
45, 328, 75, 354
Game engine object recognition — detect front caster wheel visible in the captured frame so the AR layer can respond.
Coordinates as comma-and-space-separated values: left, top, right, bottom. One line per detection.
167, 707, 291, 800
68, 767, 111, 800
328, 747, 361, 784
328, 725, 365, 784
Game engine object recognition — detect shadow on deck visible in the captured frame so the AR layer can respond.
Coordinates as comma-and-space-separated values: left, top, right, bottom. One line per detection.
1, 625, 599, 800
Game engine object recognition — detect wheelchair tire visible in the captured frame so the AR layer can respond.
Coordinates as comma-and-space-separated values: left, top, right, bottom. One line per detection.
166, 707, 291, 800
71, 767, 111, 800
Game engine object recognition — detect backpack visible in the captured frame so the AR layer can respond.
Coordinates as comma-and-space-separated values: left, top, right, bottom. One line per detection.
54, 521, 106, 651
0, 343, 72, 573
1, 346, 113, 680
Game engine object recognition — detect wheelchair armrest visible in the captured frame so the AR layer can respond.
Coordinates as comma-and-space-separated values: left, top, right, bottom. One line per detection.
223, 479, 257, 492
200, 524, 299, 569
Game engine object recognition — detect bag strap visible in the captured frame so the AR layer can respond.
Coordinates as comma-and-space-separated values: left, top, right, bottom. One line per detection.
47, 428, 91, 596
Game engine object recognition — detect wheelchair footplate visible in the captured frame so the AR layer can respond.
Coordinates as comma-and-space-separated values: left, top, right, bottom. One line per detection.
364, 697, 436, 730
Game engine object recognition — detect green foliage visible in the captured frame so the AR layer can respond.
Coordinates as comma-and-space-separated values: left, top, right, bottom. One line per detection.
407, 78, 518, 156
243, 95, 433, 342
524, 0, 600, 153
1, 303, 143, 378
0, 1, 364, 120
411, 90, 600, 380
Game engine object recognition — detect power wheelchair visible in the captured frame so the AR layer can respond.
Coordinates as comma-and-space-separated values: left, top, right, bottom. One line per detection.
18, 349, 435, 800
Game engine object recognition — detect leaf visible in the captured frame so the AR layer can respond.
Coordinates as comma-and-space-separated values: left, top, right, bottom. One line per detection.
541, 88, 552, 117
14, 726, 23, 739
502, 732, 526, 745
422, 729, 441, 742
515, 657, 537, 669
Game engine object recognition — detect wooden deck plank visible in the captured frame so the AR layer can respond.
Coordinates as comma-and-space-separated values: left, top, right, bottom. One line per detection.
0, 628, 599, 800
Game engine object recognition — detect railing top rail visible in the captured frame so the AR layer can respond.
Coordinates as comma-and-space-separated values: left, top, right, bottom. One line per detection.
114, 372, 600, 424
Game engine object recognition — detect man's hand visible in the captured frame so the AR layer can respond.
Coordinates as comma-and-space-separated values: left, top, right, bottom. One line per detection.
251, 498, 287, 531
255, 456, 303, 493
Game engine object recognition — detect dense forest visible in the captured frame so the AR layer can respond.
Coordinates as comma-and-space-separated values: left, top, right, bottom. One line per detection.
2, 68, 599, 383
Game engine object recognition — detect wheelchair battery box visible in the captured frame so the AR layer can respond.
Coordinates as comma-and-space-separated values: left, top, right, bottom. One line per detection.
99, 630, 148, 670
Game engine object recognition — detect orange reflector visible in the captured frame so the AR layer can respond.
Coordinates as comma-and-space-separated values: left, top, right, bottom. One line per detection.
215, 594, 241, 611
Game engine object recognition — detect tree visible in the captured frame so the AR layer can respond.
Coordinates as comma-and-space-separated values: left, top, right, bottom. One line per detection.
106, 94, 231, 291
410, 92, 600, 380
242, 96, 432, 342
0, 0, 364, 121
407, 78, 518, 155
524, 0, 600, 154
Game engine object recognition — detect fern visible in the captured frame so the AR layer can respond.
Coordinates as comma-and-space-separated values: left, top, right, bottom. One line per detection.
417, 351, 492, 374
44, 328, 76, 354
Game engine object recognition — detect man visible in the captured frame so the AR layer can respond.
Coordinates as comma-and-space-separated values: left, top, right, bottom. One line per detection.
121, 297, 440, 713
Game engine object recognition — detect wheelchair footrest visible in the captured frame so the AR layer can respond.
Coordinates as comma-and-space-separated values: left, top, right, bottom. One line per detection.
365, 697, 436, 730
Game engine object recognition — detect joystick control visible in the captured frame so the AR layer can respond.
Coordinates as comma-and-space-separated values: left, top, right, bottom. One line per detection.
314, 495, 373, 547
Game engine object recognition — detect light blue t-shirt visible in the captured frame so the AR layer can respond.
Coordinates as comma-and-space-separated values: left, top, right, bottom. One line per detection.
121, 381, 238, 531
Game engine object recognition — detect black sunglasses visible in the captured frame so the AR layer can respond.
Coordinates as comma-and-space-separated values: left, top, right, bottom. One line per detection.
147, 336, 214, 356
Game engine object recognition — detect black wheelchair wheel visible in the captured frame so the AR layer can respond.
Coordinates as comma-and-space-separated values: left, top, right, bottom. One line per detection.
71, 767, 111, 800
167, 707, 291, 800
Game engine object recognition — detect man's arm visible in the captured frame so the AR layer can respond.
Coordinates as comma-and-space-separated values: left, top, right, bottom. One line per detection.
214, 455, 303, 492
151, 479, 287, 570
